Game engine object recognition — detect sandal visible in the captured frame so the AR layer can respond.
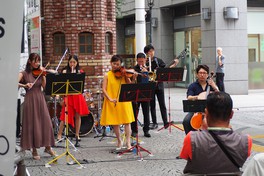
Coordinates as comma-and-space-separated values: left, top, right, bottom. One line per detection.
32, 149, 40, 160
44, 147, 57, 157
76, 136, 81, 142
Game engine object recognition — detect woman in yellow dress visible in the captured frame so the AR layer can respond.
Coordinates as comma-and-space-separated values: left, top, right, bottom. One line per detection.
100, 55, 136, 149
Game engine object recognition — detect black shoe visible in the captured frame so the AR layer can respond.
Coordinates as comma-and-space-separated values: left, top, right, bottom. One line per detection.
149, 123, 158, 130
164, 121, 173, 129
75, 142, 80, 147
164, 122, 169, 129
131, 132, 137, 138
176, 156, 182, 159
144, 132, 151, 138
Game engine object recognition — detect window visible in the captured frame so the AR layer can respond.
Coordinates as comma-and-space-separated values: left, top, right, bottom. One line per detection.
105, 32, 112, 54
79, 32, 94, 54
53, 33, 65, 55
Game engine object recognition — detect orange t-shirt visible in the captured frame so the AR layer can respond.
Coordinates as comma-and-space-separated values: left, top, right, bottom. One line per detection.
179, 131, 252, 160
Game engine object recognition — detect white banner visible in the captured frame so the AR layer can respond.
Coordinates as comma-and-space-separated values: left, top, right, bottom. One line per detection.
0, 0, 24, 175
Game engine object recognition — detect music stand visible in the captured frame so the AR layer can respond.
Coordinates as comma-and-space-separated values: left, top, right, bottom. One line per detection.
117, 83, 156, 161
182, 100, 206, 113
45, 73, 85, 168
183, 100, 207, 130
155, 68, 186, 133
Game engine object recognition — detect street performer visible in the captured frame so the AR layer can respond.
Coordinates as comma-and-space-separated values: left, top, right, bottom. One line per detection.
144, 44, 169, 130
18, 53, 56, 160
182, 64, 219, 135
131, 52, 151, 138
57, 55, 89, 146
100, 55, 136, 150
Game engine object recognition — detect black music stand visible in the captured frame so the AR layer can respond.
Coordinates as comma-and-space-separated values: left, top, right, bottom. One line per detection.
45, 73, 85, 168
182, 100, 206, 113
155, 68, 186, 133
117, 83, 156, 161
182, 100, 207, 130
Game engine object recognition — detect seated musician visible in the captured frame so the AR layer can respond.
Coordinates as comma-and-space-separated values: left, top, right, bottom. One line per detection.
182, 64, 219, 135
180, 92, 252, 175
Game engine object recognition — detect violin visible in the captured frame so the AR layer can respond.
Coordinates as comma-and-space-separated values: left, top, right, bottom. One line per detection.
113, 67, 136, 78
32, 67, 47, 77
32, 65, 57, 77
113, 67, 148, 79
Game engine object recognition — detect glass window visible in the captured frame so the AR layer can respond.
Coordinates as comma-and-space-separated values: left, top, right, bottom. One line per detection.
105, 32, 112, 54
79, 32, 94, 54
174, 28, 201, 87
53, 33, 65, 55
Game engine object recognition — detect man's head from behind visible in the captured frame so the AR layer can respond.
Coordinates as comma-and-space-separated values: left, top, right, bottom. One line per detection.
205, 92, 233, 126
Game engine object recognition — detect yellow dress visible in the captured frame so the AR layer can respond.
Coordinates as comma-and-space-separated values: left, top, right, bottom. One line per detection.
100, 71, 135, 126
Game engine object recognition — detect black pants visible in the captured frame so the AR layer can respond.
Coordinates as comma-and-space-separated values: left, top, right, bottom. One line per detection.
216, 72, 225, 92
150, 88, 168, 125
131, 101, 150, 133
182, 112, 195, 135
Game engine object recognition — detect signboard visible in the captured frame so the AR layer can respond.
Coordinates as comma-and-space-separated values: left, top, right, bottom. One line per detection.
0, 0, 24, 175
30, 16, 41, 54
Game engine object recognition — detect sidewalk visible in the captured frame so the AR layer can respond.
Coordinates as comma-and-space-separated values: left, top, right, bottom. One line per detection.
20, 88, 264, 176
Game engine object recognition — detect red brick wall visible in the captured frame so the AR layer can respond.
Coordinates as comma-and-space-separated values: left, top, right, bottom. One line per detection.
42, 0, 116, 93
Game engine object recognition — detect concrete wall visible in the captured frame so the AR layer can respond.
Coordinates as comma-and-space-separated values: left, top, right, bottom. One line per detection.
152, 8, 174, 64
201, 0, 248, 94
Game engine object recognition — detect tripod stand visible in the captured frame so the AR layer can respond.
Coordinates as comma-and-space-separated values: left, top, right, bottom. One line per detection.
94, 125, 116, 142
117, 83, 155, 160
155, 68, 186, 133
45, 73, 85, 168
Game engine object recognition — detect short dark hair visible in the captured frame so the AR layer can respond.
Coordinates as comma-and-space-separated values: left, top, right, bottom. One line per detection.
196, 64, 209, 74
206, 92, 233, 121
110, 55, 123, 63
143, 45, 155, 54
137, 52, 146, 59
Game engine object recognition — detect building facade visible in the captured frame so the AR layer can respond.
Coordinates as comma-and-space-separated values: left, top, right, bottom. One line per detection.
117, 0, 264, 94
40, 0, 116, 91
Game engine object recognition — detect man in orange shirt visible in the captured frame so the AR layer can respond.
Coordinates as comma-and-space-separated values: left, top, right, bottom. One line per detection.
180, 92, 252, 175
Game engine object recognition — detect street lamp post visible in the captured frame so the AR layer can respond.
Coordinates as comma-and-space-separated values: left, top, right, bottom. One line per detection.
147, 0, 154, 44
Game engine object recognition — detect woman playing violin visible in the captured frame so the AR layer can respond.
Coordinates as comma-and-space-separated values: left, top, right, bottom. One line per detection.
100, 55, 136, 150
18, 53, 56, 160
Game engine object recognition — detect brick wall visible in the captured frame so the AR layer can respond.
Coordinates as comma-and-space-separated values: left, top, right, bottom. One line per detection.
42, 0, 116, 92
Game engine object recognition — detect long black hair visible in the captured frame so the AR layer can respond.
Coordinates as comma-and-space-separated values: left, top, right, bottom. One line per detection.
25, 53, 41, 73
63, 54, 80, 73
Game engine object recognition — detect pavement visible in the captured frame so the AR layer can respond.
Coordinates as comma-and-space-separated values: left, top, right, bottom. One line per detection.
16, 88, 264, 176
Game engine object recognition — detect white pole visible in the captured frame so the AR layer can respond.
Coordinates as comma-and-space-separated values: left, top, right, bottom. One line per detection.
0, 0, 24, 175
135, 0, 146, 55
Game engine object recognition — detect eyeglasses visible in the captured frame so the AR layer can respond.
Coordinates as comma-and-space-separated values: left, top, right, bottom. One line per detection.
198, 72, 208, 75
